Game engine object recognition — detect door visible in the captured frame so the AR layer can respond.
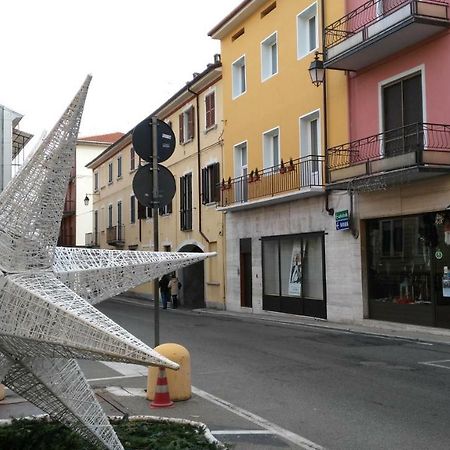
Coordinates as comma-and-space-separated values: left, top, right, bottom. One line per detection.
383, 73, 423, 157
234, 142, 248, 202
240, 238, 252, 307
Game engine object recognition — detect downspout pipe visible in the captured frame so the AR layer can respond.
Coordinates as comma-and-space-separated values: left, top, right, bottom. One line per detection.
321, 0, 334, 216
187, 86, 211, 244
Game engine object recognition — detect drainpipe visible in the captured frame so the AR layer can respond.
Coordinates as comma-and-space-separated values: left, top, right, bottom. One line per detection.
187, 86, 211, 244
321, 0, 334, 216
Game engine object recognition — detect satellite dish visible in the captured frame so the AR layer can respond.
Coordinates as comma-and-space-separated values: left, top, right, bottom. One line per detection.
132, 163, 176, 208
132, 118, 176, 163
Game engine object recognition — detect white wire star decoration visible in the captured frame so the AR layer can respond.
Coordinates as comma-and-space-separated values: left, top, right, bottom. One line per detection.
0, 76, 213, 450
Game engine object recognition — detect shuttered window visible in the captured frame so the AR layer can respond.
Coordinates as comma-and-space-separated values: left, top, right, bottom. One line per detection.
179, 106, 195, 144
159, 201, 173, 216
137, 202, 153, 220
201, 163, 220, 204
180, 173, 193, 231
205, 92, 216, 129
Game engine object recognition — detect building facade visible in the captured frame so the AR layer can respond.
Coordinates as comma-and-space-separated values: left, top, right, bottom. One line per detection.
324, 0, 450, 327
58, 133, 123, 247
209, 0, 352, 320
86, 59, 226, 309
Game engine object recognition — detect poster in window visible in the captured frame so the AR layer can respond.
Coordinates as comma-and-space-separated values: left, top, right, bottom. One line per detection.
288, 242, 303, 297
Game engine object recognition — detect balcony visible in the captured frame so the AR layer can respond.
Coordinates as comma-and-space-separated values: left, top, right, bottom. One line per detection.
219, 156, 325, 210
85, 232, 99, 248
324, 0, 449, 71
63, 200, 76, 216
106, 225, 125, 246
326, 123, 450, 190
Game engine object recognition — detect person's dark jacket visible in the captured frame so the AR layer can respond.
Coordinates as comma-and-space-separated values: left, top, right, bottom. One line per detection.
159, 274, 170, 292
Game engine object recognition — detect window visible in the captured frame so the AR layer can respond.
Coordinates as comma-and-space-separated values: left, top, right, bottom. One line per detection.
108, 204, 113, 228
94, 172, 99, 191
117, 156, 122, 178
130, 195, 136, 223
180, 173, 192, 231
234, 142, 248, 203
108, 162, 113, 183
179, 106, 195, 144
261, 33, 278, 81
205, 92, 216, 129
232, 56, 246, 98
262, 233, 324, 300
382, 72, 423, 157
201, 163, 220, 204
130, 148, 136, 171
117, 201, 122, 225
263, 127, 280, 168
297, 3, 318, 59
300, 110, 321, 184
159, 201, 173, 216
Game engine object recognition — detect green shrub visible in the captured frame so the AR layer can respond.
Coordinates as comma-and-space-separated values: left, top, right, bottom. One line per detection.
0, 417, 226, 450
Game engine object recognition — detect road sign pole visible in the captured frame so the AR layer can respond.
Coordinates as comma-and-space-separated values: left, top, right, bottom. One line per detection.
151, 116, 160, 347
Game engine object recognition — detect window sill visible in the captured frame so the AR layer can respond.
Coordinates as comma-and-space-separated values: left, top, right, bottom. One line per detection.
261, 72, 278, 83
108, 181, 113, 186
204, 124, 217, 134
232, 91, 247, 100
181, 138, 194, 145
117, 176, 123, 181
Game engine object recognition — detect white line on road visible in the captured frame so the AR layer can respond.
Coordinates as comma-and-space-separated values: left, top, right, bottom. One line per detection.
192, 386, 324, 450
94, 363, 324, 450
419, 359, 450, 370
211, 430, 275, 435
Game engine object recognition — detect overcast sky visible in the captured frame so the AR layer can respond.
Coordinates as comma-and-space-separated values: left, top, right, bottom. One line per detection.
1, 0, 241, 139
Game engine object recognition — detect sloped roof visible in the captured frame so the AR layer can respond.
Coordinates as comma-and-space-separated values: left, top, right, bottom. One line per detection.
78, 132, 124, 144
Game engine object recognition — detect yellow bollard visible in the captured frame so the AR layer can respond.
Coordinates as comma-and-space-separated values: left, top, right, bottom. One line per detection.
147, 343, 191, 402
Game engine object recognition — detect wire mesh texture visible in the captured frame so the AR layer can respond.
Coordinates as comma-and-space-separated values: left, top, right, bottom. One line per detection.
0, 76, 213, 450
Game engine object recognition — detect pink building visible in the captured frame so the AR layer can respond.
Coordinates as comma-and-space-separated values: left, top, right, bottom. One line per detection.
323, 0, 450, 330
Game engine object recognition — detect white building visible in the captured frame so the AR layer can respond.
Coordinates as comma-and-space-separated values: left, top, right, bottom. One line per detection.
75, 133, 124, 246
0, 105, 32, 191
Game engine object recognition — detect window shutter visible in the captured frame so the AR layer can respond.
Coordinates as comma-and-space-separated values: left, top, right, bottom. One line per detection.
213, 162, 220, 202
147, 206, 153, 218
188, 106, 195, 140
137, 202, 147, 220
179, 113, 184, 144
180, 176, 185, 230
168, 200, 172, 214
210, 94, 215, 128
201, 167, 207, 204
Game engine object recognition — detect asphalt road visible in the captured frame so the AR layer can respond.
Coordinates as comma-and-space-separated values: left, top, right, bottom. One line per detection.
97, 299, 450, 450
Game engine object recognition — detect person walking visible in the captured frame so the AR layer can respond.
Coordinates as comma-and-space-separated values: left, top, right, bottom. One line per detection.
168, 273, 181, 309
159, 274, 171, 309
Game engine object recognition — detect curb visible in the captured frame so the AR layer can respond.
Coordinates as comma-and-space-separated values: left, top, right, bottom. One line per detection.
0, 414, 227, 449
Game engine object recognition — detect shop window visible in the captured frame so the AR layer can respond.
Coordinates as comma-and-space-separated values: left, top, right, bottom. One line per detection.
262, 233, 324, 300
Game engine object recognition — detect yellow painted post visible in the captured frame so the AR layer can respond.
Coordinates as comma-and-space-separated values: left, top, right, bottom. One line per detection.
147, 343, 191, 401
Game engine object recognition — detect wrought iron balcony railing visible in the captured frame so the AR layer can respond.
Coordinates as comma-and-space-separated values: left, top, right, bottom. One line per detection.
106, 225, 125, 245
327, 123, 450, 184
325, 0, 448, 49
219, 155, 324, 208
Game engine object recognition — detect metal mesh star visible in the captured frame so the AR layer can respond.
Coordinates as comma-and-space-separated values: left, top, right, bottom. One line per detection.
0, 76, 212, 450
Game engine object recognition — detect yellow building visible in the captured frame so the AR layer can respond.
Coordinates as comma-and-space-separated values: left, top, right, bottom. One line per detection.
86, 58, 226, 309
209, 0, 352, 321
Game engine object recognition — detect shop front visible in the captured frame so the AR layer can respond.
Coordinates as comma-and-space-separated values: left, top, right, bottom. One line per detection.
262, 232, 327, 319
367, 211, 450, 328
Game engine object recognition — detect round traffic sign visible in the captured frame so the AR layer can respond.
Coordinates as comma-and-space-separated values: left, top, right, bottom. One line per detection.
132, 118, 176, 163
132, 163, 176, 208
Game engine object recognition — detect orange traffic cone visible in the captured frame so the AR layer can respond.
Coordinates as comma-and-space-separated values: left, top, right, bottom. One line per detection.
150, 367, 174, 408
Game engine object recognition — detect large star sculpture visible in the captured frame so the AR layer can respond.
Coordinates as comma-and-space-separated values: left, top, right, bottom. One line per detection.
0, 76, 213, 450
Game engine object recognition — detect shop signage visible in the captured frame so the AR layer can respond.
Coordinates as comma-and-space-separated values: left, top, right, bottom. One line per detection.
335, 210, 350, 231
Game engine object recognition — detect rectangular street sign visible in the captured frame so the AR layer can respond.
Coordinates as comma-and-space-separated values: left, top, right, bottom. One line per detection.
335, 209, 350, 231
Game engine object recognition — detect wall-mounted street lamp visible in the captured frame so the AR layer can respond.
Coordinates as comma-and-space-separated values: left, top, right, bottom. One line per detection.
308, 51, 325, 87
84, 193, 99, 206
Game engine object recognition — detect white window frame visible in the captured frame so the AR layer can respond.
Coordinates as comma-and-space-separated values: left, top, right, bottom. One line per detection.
234, 140, 248, 203
261, 32, 278, 81
299, 109, 321, 184
263, 127, 281, 168
181, 104, 194, 144
297, 2, 318, 60
232, 55, 247, 99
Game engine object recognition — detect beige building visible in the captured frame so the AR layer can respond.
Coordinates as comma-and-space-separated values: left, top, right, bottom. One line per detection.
86, 57, 225, 309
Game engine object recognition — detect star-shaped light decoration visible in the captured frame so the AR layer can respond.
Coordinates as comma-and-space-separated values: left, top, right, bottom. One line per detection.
0, 76, 213, 450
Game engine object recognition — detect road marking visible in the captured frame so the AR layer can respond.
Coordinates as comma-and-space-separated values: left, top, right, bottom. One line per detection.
419, 359, 450, 370
192, 386, 324, 450
87, 374, 144, 382
94, 362, 324, 450
211, 430, 275, 435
